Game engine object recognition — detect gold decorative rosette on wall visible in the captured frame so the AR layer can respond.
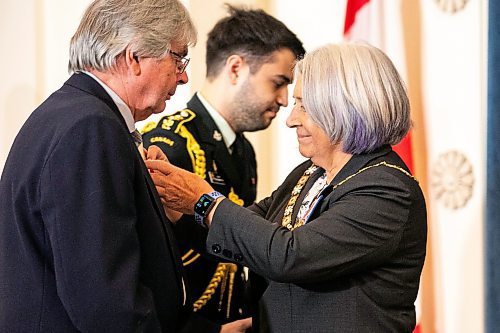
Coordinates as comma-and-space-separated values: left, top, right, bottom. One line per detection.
431, 150, 474, 209
435, 0, 469, 13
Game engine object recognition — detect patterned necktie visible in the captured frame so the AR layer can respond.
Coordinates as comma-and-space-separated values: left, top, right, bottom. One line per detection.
131, 129, 145, 159
131, 129, 143, 146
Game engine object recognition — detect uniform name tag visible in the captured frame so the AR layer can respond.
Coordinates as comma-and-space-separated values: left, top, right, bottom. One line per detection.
208, 170, 226, 185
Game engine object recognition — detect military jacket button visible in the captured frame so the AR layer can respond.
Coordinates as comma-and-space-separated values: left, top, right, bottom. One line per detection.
212, 244, 222, 254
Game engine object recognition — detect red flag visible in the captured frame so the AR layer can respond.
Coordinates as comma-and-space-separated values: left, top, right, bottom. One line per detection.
344, 0, 370, 35
393, 130, 414, 173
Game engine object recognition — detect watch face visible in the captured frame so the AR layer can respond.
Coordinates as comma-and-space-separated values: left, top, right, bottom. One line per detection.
195, 194, 214, 216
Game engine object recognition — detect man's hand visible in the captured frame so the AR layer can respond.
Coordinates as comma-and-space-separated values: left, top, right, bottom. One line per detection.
220, 318, 252, 333
145, 159, 214, 215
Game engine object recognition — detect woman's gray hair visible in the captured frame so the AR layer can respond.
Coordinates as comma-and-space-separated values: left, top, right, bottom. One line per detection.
296, 43, 411, 154
68, 0, 197, 73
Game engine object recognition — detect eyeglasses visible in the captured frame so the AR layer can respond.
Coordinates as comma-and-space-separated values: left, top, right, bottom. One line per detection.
169, 50, 190, 74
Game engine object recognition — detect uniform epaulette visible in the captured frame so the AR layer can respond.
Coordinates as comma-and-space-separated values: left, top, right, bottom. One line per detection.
160, 109, 196, 133
159, 109, 206, 180
140, 121, 158, 134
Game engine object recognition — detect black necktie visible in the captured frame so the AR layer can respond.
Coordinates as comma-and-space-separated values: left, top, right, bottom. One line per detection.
231, 135, 246, 187
231, 134, 244, 159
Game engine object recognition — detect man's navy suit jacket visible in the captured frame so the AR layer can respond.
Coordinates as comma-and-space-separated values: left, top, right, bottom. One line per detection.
0, 73, 189, 332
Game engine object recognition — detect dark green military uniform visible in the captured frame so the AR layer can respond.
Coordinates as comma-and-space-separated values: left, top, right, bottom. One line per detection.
143, 94, 257, 332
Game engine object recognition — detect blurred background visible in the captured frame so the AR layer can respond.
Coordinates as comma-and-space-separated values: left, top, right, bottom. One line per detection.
0, 1, 496, 332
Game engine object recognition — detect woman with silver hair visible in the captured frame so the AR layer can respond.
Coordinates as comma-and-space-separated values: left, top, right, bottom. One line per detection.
147, 43, 427, 332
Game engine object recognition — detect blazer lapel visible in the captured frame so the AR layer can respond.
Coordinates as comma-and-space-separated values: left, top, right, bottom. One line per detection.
138, 154, 175, 239
134, 137, 188, 304
140, 158, 187, 261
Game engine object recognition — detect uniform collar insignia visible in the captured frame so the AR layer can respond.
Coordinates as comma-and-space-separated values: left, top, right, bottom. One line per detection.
213, 130, 223, 141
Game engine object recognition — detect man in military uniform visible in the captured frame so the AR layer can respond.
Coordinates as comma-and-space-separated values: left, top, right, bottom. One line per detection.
143, 6, 305, 332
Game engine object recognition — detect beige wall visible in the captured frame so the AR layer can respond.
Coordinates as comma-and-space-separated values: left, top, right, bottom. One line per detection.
0, 0, 92, 173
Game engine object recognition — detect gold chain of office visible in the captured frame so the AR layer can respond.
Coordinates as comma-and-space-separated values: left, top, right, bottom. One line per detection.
281, 161, 417, 231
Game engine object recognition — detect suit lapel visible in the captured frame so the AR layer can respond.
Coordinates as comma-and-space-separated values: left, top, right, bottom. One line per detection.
138, 153, 176, 241
132, 133, 188, 305
138, 156, 186, 269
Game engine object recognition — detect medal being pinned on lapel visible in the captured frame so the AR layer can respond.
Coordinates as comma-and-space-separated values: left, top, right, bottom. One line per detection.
208, 160, 226, 185
213, 130, 223, 142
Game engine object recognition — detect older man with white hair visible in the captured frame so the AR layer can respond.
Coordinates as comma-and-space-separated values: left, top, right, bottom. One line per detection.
0, 0, 196, 331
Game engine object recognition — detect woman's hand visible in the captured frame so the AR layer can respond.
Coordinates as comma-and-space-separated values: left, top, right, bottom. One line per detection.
143, 145, 183, 222
145, 145, 168, 161
145, 159, 214, 215
220, 318, 252, 333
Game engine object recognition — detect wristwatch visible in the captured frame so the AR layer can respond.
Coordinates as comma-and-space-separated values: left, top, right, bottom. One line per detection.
194, 191, 224, 227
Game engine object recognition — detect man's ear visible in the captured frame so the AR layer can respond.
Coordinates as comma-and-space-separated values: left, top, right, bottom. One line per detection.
225, 54, 249, 85
125, 47, 141, 75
